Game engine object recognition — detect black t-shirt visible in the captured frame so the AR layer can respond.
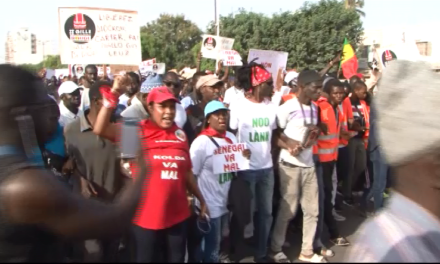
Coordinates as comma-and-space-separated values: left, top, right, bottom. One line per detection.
183, 104, 205, 145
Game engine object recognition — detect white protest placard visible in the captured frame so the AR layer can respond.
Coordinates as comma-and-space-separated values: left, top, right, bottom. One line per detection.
201, 35, 235, 60
139, 58, 156, 67
46, 69, 55, 79
247, 49, 289, 80
140, 63, 166, 75
212, 143, 250, 174
55, 68, 69, 78
221, 50, 243, 66
97, 66, 111, 76
59, 7, 142, 65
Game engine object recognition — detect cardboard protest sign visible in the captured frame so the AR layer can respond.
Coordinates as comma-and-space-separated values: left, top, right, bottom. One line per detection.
247, 49, 288, 80
201, 35, 235, 60
59, 7, 142, 65
221, 50, 243, 66
212, 143, 250, 174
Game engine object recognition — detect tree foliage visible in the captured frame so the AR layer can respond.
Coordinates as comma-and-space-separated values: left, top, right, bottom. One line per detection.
207, 0, 363, 71
19, 55, 67, 74
139, 0, 363, 72
140, 14, 202, 69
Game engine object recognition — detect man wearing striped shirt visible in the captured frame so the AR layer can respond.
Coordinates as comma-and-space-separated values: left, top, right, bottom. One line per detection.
345, 60, 440, 262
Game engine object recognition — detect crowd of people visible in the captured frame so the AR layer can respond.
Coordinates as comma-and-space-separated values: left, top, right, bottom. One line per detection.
0, 50, 439, 263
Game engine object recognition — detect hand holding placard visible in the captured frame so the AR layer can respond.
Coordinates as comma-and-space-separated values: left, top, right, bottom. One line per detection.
212, 143, 250, 174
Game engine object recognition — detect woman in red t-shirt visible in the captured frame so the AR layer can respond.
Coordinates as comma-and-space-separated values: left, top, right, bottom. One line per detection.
93, 76, 208, 263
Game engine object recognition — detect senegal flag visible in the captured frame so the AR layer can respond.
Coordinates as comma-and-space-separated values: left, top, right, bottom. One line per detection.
340, 38, 358, 79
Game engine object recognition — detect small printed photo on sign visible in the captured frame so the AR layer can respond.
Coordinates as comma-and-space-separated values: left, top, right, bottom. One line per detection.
203, 36, 217, 51
64, 13, 96, 45
72, 64, 85, 77
140, 63, 166, 75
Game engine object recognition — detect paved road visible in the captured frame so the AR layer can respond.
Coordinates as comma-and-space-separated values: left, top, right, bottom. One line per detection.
238, 204, 367, 263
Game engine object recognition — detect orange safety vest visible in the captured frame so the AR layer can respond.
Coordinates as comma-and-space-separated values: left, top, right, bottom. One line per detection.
347, 99, 370, 149
360, 100, 370, 149
281, 93, 296, 103
338, 97, 353, 147
316, 98, 343, 162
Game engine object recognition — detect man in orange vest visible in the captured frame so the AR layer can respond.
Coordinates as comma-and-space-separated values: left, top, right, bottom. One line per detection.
315, 79, 350, 247
344, 80, 370, 207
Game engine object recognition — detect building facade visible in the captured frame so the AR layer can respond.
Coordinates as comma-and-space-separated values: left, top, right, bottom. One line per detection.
5, 27, 55, 65
362, 25, 440, 70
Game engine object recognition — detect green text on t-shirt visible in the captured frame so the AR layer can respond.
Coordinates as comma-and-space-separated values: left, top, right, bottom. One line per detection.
219, 173, 233, 184
249, 118, 270, 142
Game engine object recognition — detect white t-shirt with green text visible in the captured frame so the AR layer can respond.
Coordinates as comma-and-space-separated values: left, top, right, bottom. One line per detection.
190, 132, 238, 219
229, 98, 277, 170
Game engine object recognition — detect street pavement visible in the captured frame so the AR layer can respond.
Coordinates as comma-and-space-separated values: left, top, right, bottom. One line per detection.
239, 204, 367, 263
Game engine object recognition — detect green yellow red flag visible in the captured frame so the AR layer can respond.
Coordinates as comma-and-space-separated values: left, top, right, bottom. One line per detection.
340, 38, 358, 79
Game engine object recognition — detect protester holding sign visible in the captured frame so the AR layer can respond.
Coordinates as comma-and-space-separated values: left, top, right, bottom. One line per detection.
189, 100, 250, 263
229, 61, 277, 263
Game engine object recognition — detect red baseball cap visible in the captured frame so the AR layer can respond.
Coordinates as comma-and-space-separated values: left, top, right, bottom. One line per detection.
146, 86, 180, 105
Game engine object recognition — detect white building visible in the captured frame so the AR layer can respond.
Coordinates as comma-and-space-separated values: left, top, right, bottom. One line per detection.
5, 27, 55, 65
362, 24, 440, 70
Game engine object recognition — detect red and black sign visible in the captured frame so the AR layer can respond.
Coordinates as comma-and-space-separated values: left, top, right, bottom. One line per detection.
64, 13, 96, 44
381, 50, 397, 67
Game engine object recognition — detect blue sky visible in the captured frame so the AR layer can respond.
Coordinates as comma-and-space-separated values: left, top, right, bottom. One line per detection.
1, 0, 439, 62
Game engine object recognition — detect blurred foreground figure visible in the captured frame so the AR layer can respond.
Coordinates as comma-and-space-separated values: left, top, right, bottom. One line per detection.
0, 65, 146, 262
345, 60, 440, 262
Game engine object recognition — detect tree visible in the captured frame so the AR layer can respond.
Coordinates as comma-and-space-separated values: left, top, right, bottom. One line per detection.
19, 55, 67, 75
140, 14, 203, 70
42, 55, 67, 69
206, 9, 271, 61
206, 0, 363, 71
345, 0, 366, 17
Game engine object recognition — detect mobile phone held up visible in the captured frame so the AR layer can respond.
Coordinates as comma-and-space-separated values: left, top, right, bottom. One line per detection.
120, 119, 140, 159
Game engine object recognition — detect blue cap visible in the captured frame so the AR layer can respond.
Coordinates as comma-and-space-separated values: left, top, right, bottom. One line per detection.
204, 100, 229, 117
140, 73, 163, 94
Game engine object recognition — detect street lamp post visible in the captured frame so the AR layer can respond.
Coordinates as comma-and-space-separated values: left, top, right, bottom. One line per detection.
215, 0, 220, 36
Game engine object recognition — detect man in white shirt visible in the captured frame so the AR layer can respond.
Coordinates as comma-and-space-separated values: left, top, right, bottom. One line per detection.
79, 65, 98, 112
223, 85, 244, 108
270, 70, 325, 263
119, 72, 141, 107
271, 71, 297, 106
58, 81, 82, 127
